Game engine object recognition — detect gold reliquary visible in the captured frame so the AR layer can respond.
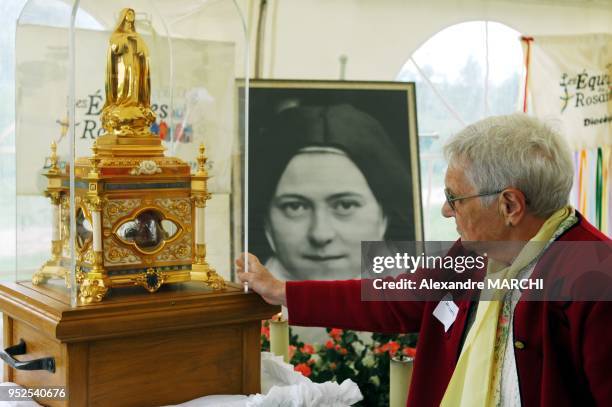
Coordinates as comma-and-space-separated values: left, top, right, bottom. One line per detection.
33, 7, 224, 304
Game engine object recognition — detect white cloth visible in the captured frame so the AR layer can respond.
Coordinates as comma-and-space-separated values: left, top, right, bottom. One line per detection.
172, 353, 362, 407
254, 353, 362, 406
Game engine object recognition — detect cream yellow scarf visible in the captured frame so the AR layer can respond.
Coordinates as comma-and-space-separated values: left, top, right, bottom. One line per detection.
440, 207, 571, 407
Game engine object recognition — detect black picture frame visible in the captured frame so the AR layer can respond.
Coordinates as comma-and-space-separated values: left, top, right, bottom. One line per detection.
246, 80, 422, 281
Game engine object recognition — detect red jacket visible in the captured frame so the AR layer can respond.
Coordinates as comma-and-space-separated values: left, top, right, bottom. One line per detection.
286, 214, 611, 406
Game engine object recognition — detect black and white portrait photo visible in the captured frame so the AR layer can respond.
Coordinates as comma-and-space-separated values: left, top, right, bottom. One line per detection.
248, 80, 422, 282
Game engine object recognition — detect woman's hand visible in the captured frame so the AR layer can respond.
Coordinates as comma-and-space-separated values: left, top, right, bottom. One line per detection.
236, 253, 287, 306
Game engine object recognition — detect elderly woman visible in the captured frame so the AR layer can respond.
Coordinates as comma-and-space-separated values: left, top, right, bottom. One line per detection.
239, 114, 611, 406
249, 104, 416, 281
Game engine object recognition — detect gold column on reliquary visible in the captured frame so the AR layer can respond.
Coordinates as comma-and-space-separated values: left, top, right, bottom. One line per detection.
32, 7, 225, 304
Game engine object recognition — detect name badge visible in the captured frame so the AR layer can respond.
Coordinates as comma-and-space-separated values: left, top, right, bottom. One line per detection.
433, 295, 459, 332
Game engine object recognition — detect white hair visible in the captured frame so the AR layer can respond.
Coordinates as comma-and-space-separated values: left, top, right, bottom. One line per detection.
443, 113, 574, 218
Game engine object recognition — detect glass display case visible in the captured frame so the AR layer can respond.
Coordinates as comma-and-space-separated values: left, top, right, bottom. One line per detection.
15, 0, 248, 307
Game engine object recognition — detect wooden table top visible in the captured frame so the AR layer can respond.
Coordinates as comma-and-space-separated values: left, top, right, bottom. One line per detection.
0, 280, 279, 342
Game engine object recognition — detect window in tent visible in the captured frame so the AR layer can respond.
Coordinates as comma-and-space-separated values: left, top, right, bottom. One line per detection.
397, 21, 524, 240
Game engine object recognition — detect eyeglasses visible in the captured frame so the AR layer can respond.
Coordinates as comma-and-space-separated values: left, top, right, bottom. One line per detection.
444, 188, 505, 211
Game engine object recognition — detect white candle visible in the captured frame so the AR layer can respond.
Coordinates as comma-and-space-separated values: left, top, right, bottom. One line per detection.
92, 211, 102, 251
195, 207, 205, 244
52, 204, 60, 241
390, 355, 414, 407
269, 314, 289, 363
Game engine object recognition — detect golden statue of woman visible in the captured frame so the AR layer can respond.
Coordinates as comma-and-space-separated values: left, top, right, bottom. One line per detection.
101, 8, 156, 138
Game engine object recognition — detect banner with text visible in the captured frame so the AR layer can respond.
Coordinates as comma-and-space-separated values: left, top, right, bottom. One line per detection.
525, 34, 611, 150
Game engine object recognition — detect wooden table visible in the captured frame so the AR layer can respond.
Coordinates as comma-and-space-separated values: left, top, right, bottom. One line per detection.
0, 281, 278, 407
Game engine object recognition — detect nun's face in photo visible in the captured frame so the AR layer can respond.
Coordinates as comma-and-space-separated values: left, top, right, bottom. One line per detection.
266, 151, 387, 280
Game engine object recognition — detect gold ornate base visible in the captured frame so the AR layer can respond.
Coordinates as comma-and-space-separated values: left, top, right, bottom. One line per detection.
32, 240, 69, 287
32, 262, 70, 287
71, 265, 225, 304
78, 278, 109, 304
100, 104, 155, 139
191, 263, 226, 290
95, 133, 165, 157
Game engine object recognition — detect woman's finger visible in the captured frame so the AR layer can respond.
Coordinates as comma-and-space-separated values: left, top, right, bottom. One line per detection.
236, 269, 252, 283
